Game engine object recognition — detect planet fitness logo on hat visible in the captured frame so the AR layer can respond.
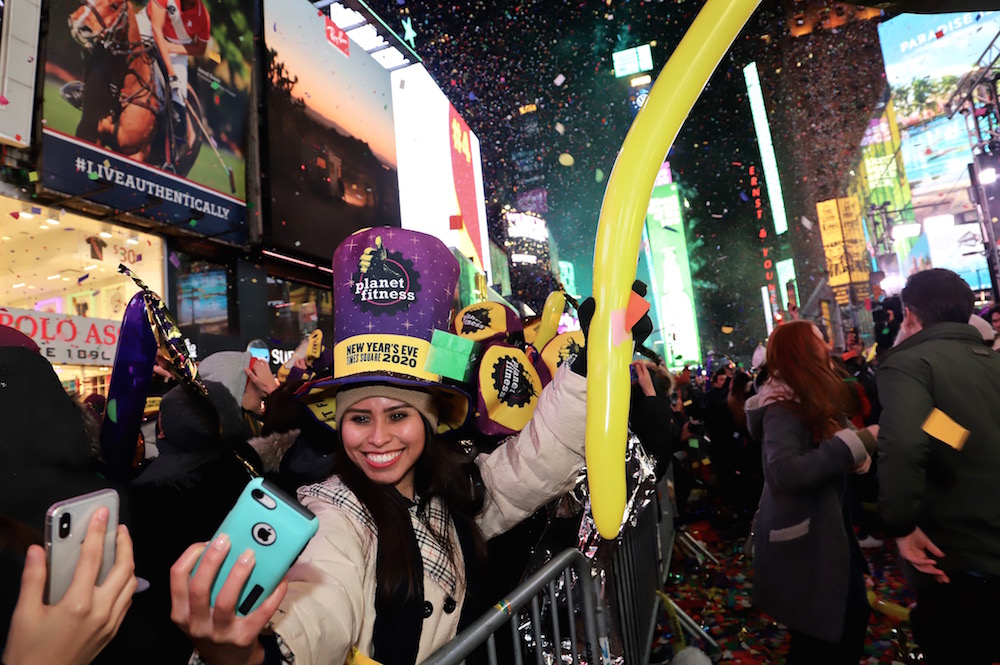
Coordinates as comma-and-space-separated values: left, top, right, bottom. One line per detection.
460, 306, 492, 335
491, 355, 538, 408
351, 235, 421, 315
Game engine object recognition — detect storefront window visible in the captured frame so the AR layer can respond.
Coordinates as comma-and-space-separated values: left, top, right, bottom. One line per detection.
267, 276, 333, 350
174, 254, 232, 336
0, 197, 165, 396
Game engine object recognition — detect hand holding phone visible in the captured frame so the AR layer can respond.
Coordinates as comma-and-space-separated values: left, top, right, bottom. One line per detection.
45, 489, 120, 604
194, 477, 317, 615
4, 507, 137, 665
171, 478, 315, 661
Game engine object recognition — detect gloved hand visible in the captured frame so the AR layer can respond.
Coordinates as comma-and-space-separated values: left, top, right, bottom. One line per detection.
168, 75, 185, 104
571, 280, 654, 377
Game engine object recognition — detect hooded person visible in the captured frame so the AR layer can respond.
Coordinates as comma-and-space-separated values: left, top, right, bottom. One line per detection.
127, 349, 298, 663
169, 227, 593, 665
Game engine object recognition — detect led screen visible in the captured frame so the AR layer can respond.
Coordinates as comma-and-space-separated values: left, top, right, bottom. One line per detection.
176, 267, 228, 327
264, 0, 400, 261
41, 0, 254, 243
643, 175, 701, 368
612, 43, 653, 78
878, 11, 1000, 223
390, 65, 491, 279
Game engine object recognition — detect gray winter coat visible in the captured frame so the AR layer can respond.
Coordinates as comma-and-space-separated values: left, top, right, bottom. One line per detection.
746, 380, 871, 642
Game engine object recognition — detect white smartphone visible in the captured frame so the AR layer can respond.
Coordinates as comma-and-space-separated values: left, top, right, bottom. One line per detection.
44, 488, 119, 605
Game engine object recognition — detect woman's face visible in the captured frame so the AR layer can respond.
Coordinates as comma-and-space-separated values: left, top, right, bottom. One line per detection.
340, 396, 426, 499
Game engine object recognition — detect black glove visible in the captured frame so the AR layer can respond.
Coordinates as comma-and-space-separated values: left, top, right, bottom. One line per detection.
571, 297, 594, 376
571, 281, 654, 377
631, 280, 654, 349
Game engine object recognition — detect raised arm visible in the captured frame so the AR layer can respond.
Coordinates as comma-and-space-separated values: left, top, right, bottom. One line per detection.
475, 364, 588, 539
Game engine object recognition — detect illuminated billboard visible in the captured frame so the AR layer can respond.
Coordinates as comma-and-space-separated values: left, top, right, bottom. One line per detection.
41, 0, 255, 243
391, 65, 490, 277
643, 170, 700, 368
506, 211, 549, 242
264, 0, 400, 261
612, 43, 653, 78
504, 210, 550, 266
744, 62, 788, 235
877, 11, 1000, 222
816, 197, 872, 305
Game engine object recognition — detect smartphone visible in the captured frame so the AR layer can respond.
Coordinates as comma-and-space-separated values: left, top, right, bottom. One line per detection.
44, 488, 119, 605
196, 477, 318, 615
629, 363, 639, 384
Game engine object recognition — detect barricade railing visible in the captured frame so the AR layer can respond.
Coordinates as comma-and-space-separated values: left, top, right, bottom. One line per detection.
422, 548, 606, 665
610, 490, 661, 665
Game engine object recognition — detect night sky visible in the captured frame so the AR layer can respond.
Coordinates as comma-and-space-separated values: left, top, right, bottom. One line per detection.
365, 0, 871, 363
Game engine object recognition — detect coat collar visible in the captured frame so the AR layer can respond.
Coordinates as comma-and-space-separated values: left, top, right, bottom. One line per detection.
881, 322, 982, 361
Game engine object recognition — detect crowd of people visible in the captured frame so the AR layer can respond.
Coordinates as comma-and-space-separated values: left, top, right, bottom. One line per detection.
2, 239, 999, 664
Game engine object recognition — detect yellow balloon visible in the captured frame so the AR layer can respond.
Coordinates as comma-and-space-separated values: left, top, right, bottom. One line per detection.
866, 590, 911, 622
535, 291, 566, 350
587, 0, 763, 539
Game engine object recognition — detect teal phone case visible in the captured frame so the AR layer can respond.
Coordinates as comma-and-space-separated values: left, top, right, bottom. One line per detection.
196, 477, 318, 615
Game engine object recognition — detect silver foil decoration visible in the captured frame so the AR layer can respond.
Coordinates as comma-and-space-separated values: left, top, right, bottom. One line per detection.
510, 429, 659, 664
577, 430, 659, 557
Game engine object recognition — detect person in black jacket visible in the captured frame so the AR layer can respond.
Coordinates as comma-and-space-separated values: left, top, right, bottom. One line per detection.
630, 360, 681, 480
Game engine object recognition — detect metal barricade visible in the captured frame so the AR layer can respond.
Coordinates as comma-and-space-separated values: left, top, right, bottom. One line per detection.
422, 548, 606, 665
610, 494, 660, 665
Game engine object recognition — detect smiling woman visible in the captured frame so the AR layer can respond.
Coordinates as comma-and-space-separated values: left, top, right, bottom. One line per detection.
169, 226, 591, 665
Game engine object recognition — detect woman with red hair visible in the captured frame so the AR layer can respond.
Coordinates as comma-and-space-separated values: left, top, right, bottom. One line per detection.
746, 321, 878, 664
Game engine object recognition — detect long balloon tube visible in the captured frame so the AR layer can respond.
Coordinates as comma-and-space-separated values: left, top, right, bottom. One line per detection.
586, 0, 763, 538
535, 291, 566, 351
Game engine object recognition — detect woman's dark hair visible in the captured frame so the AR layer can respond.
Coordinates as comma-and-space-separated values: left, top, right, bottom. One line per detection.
766, 321, 850, 441
333, 417, 486, 607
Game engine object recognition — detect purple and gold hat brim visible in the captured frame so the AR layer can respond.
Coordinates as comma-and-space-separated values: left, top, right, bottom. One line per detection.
296, 372, 471, 433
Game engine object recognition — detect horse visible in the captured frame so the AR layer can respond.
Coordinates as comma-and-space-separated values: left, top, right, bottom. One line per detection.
66, 0, 201, 174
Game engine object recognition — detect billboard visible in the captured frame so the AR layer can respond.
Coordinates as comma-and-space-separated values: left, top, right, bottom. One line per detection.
391, 65, 490, 277
817, 197, 872, 305
41, 0, 254, 244
612, 43, 653, 78
643, 174, 700, 368
878, 11, 1000, 222
264, 0, 400, 262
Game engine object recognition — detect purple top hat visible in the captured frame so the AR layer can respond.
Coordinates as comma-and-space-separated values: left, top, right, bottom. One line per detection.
300, 227, 470, 431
